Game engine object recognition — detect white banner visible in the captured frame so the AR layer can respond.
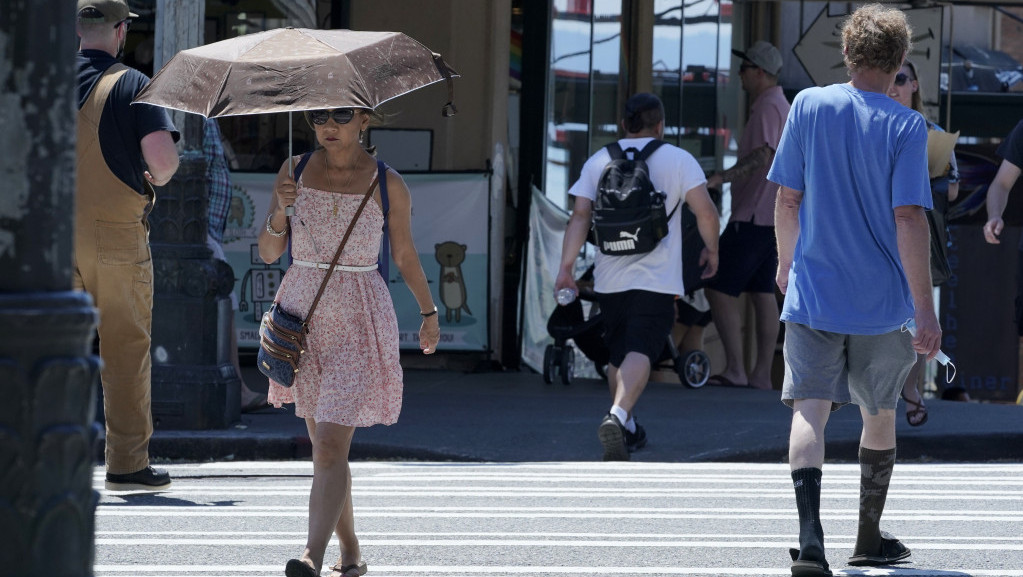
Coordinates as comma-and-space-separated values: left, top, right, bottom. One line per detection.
520, 186, 597, 377
222, 170, 490, 351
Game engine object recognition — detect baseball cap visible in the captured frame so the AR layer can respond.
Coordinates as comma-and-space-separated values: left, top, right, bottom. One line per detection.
77, 0, 138, 23
732, 41, 783, 76
623, 92, 663, 120
622, 92, 664, 132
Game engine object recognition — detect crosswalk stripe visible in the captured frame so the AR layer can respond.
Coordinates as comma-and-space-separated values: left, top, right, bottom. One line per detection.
94, 488, 1023, 501
94, 530, 1023, 541
93, 537, 1023, 551
91, 565, 1023, 576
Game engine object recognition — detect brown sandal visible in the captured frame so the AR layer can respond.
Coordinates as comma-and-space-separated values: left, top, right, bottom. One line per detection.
329, 560, 367, 577
901, 391, 928, 427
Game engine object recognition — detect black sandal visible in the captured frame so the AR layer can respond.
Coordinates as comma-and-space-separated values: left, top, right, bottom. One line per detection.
848, 531, 912, 566
901, 391, 929, 427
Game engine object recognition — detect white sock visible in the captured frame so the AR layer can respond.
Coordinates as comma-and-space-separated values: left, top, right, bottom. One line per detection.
623, 416, 637, 434
609, 405, 629, 428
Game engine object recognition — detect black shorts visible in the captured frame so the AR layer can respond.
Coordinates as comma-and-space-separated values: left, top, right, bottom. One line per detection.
707, 221, 778, 297
597, 289, 675, 367
676, 298, 712, 327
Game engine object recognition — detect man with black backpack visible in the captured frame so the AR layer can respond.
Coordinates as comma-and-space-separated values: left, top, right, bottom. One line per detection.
554, 93, 720, 461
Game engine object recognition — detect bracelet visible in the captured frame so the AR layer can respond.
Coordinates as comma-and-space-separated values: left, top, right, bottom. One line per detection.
265, 213, 287, 237
421, 306, 438, 317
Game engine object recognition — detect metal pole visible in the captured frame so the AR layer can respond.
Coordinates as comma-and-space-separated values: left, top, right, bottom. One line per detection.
0, 1, 101, 575
946, 4, 954, 131
286, 112, 296, 215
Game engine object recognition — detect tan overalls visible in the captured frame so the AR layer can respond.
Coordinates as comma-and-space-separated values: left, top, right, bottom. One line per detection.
74, 64, 156, 475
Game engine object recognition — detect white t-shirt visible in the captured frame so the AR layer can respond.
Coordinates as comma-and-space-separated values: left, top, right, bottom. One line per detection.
568, 137, 707, 295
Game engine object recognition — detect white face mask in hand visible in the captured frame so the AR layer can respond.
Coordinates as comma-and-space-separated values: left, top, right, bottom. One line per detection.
902, 319, 956, 382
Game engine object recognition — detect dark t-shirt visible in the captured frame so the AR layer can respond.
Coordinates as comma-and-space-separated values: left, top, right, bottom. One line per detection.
995, 120, 1023, 250
77, 49, 179, 194
998, 120, 1023, 170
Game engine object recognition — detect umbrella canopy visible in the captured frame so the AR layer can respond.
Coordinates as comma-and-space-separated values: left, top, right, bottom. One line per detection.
134, 27, 458, 117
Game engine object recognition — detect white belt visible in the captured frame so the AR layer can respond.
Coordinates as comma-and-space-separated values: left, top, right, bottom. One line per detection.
291, 259, 378, 272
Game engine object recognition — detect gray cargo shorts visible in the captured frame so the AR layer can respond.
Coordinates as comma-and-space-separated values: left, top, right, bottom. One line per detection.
781, 322, 916, 414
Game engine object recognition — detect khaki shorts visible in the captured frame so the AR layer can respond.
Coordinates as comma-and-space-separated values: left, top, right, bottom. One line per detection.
782, 322, 916, 414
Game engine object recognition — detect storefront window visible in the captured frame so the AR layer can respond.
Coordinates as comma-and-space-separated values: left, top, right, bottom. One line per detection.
589, 1, 623, 154
546, 0, 594, 207
545, 0, 733, 209
653, 0, 732, 171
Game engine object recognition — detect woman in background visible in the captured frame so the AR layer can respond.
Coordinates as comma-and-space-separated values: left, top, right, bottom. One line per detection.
888, 59, 960, 426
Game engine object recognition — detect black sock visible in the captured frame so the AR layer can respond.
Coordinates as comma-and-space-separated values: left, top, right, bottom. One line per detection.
792, 467, 824, 561
854, 446, 896, 556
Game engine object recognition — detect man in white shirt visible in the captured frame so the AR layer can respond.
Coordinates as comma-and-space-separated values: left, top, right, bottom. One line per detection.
554, 93, 720, 460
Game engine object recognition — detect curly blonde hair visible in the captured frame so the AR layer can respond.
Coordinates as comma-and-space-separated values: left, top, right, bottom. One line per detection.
842, 4, 912, 75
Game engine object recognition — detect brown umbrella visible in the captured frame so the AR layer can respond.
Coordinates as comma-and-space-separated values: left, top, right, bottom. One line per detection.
135, 28, 457, 213
135, 27, 458, 117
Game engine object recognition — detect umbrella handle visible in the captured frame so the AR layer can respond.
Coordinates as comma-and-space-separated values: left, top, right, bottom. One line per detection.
433, 53, 458, 118
285, 111, 295, 216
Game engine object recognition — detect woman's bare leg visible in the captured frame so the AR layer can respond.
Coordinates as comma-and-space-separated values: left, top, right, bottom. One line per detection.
294, 418, 355, 574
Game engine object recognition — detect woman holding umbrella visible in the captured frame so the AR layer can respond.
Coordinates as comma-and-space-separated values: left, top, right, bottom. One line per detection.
259, 107, 440, 577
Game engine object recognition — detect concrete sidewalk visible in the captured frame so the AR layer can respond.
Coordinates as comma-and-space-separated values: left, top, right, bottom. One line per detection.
144, 363, 1023, 464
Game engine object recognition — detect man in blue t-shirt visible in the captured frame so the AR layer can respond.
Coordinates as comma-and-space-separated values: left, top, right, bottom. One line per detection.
766, 5, 941, 576
75, 0, 179, 492
982, 119, 1023, 330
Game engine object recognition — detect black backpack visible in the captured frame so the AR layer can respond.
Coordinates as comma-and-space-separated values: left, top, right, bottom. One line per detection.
592, 140, 678, 256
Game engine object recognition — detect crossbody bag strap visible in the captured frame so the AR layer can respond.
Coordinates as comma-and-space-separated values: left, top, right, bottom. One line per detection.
301, 174, 381, 327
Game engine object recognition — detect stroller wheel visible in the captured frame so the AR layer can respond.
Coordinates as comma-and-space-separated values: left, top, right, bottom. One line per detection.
676, 349, 710, 388
542, 345, 557, 385
560, 346, 575, 385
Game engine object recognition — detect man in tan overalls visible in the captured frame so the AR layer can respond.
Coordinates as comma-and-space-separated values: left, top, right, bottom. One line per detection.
75, 0, 179, 491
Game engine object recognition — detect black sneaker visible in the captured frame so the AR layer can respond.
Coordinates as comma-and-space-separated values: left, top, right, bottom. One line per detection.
105, 466, 171, 491
624, 420, 647, 452
598, 413, 630, 461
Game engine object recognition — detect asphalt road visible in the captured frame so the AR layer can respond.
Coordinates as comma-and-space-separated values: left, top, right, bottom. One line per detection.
94, 461, 1023, 576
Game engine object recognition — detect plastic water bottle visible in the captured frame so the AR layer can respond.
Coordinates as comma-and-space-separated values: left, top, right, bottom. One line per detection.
902, 319, 951, 365
556, 288, 577, 306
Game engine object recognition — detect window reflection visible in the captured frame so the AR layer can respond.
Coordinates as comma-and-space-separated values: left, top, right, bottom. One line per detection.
547, 0, 593, 208
589, 1, 623, 154
546, 0, 732, 210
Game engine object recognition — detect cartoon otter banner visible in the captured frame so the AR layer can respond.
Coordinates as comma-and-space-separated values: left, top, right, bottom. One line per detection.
223, 170, 491, 351
387, 172, 490, 350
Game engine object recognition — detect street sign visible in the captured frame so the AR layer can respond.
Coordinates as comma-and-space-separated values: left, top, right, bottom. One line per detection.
794, 6, 944, 103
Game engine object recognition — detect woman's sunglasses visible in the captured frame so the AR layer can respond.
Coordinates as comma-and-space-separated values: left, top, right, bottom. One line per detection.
309, 109, 356, 125
894, 72, 914, 86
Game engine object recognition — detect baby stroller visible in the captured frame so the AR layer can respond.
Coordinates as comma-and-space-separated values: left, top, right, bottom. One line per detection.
543, 266, 609, 385
543, 231, 711, 388
654, 203, 712, 387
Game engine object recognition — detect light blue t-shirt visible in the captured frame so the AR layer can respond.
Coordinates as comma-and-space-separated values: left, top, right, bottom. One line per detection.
767, 83, 931, 335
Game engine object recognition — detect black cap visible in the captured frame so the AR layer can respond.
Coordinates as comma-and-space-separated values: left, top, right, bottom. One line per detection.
624, 92, 663, 119
623, 93, 663, 132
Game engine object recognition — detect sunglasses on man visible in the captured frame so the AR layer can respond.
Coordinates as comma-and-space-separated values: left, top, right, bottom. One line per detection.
309, 109, 356, 125
894, 72, 914, 86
